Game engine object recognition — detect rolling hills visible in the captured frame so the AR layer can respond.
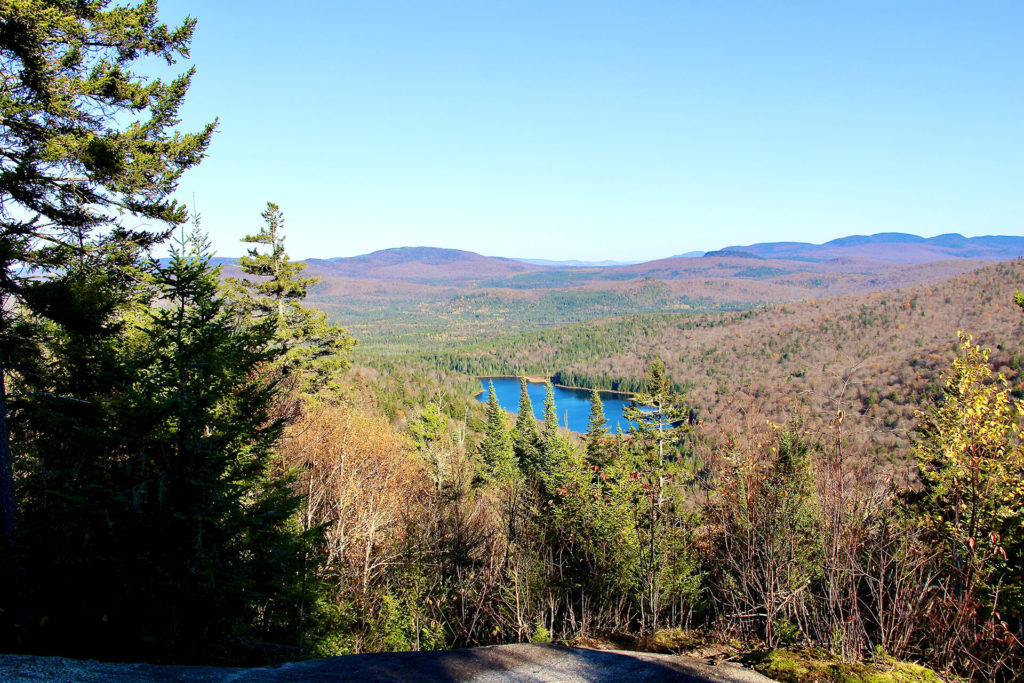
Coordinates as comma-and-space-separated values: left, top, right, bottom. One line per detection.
301, 244, 988, 352
227, 234, 1024, 461
415, 259, 1024, 464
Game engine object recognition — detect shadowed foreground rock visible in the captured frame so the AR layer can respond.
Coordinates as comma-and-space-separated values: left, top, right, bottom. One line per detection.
0, 643, 774, 682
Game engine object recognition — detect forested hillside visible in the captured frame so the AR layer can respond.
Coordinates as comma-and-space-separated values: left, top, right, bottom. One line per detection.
302, 251, 984, 354
421, 260, 1024, 463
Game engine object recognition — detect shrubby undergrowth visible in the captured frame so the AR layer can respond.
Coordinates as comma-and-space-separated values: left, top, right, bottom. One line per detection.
276, 337, 1023, 681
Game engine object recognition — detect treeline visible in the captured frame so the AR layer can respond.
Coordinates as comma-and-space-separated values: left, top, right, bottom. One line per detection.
551, 369, 690, 394
416, 311, 766, 393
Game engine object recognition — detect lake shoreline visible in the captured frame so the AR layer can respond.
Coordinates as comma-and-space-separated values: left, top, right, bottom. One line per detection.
475, 374, 551, 384
475, 375, 634, 398
553, 383, 634, 397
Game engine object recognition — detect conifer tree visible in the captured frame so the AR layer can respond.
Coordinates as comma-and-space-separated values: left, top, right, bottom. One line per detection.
622, 359, 694, 629
512, 378, 542, 473
624, 358, 690, 468
235, 203, 312, 320
11, 227, 311, 662
228, 202, 355, 395
584, 389, 608, 465
8, 233, 155, 647
536, 380, 567, 476
479, 382, 516, 479
0, 0, 215, 587
542, 381, 559, 448
138, 228, 309, 661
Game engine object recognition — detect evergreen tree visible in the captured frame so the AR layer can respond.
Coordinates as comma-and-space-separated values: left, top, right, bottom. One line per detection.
0, 0, 215, 590
138, 229, 310, 662
536, 438, 643, 625
584, 389, 608, 465
228, 202, 355, 396
623, 358, 690, 468
479, 382, 515, 479
512, 378, 542, 473
621, 359, 695, 629
14, 229, 311, 662
8, 234, 155, 649
542, 381, 559, 448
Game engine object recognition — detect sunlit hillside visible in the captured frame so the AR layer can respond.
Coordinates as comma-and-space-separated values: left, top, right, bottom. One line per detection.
415, 260, 1024, 464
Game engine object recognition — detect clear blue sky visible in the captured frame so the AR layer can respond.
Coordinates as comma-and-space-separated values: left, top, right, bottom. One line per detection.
156, 1, 1023, 261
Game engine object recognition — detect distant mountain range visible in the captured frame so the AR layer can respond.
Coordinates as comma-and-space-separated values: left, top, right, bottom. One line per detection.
215, 233, 1023, 281
711, 233, 1024, 264
325, 234, 1023, 273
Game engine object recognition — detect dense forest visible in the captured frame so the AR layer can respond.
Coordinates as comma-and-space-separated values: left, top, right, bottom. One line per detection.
1, 3, 1022, 682
302, 248, 984, 356
419, 261, 1024, 467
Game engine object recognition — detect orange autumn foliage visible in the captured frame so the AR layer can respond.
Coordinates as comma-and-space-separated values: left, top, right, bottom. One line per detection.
281, 405, 428, 592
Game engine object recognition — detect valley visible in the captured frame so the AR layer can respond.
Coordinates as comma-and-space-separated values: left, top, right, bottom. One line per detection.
298, 236, 1024, 465
301, 236, 1009, 353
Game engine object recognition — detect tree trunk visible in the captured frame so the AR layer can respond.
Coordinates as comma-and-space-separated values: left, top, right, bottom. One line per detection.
0, 347, 23, 629
0, 349, 16, 560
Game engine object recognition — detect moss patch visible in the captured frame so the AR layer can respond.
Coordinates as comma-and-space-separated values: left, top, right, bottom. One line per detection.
747, 649, 943, 683
565, 628, 719, 655
642, 628, 705, 653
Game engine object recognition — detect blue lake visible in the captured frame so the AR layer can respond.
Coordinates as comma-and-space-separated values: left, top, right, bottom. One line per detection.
477, 377, 633, 434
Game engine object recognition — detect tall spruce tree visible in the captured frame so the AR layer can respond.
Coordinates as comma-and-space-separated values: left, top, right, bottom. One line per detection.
623, 358, 689, 468
479, 382, 515, 479
512, 378, 542, 473
622, 358, 694, 629
132, 229, 308, 662
542, 381, 559, 447
227, 202, 354, 396
0, 0, 214, 633
584, 389, 608, 465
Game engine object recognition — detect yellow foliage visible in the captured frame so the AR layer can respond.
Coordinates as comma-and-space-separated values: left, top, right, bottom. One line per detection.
914, 331, 1024, 594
